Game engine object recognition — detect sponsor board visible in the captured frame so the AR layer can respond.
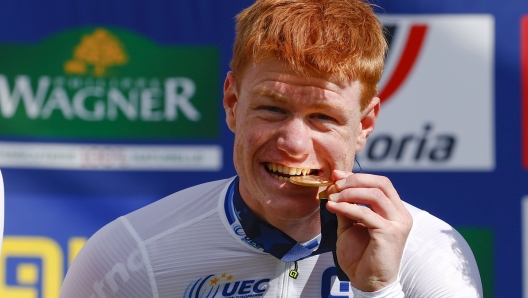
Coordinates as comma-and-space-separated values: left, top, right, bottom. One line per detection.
522, 17, 528, 169
0, 27, 222, 170
0, 142, 222, 170
0, 236, 86, 298
0, 27, 219, 139
356, 15, 495, 171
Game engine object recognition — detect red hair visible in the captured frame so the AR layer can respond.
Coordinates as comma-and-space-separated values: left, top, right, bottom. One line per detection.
230, 0, 387, 110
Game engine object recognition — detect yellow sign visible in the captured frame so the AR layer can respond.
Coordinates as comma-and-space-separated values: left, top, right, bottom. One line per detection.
0, 236, 86, 298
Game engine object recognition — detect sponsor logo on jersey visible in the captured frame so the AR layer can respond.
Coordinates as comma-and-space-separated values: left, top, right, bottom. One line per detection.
232, 224, 265, 251
184, 274, 270, 298
356, 15, 494, 171
321, 267, 355, 298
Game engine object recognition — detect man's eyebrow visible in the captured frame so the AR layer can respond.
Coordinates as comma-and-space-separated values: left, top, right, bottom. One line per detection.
255, 87, 341, 110
255, 88, 289, 104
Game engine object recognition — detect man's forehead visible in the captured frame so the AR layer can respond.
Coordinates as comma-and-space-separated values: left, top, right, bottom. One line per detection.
249, 69, 361, 101
242, 56, 359, 91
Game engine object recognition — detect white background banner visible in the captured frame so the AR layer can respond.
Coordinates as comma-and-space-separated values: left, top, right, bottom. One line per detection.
0, 142, 222, 171
522, 196, 528, 298
357, 15, 495, 171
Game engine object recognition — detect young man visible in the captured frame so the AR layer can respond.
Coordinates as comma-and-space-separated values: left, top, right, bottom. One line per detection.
60, 0, 483, 297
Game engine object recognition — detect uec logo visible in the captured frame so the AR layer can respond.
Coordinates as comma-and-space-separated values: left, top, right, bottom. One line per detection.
184, 275, 270, 298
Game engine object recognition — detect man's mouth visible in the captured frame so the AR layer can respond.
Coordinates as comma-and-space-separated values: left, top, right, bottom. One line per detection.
264, 162, 318, 182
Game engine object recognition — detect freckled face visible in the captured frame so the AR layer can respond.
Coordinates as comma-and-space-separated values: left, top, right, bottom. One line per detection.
223, 58, 374, 226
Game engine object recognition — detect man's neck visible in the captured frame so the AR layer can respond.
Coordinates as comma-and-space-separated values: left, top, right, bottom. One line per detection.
242, 196, 322, 243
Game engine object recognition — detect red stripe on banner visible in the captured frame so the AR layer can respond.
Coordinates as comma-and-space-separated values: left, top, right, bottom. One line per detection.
522, 16, 528, 169
378, 25, 428, 105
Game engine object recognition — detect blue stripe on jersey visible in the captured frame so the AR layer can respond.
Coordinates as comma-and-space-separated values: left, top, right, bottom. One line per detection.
303, 238, 320, 250
222, 176, 342, 274
224, 178, 237, 225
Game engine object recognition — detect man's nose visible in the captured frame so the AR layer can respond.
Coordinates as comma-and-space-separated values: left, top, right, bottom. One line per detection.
276, 118, 312, 158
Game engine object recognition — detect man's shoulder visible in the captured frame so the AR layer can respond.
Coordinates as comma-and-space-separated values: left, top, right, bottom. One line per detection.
60, 178, 237, 298
402, 201, 459, 234
82, 178, 234, 245
128, 178, 233, 217
399, 201, 483, 297
122, 177, 235, 238
402, 200, 464, 244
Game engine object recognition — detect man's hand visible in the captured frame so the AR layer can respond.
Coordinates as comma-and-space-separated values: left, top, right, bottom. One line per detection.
325, 170, 413, 292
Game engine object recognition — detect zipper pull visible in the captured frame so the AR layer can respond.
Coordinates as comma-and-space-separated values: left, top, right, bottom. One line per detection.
289, 261, 299, 279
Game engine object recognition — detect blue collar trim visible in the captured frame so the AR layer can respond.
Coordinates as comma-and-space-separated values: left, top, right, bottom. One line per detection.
224, 177, 337, 262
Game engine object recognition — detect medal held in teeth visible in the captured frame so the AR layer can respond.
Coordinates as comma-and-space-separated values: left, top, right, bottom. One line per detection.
289, 175, 333, 187
289, 175, 333, 200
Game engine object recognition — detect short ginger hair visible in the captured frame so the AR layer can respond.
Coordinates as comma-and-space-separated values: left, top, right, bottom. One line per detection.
230, 0, 387, 110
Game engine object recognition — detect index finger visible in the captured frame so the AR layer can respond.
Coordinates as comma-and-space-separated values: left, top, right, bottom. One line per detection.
326, 170, 353, 195
333, 173, 405, 211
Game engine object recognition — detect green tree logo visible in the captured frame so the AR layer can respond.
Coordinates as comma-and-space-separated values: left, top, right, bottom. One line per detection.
64, 28, 128, 76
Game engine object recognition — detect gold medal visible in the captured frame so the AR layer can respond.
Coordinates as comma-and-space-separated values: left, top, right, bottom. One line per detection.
289, 175, 333, 199
289, 175, 333, 187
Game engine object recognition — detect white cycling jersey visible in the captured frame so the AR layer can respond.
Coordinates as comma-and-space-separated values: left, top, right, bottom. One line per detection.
60, 177, 483, 298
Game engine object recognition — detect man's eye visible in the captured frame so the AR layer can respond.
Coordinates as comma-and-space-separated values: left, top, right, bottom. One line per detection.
261, 106, 284, 113
311, 113, 335, 121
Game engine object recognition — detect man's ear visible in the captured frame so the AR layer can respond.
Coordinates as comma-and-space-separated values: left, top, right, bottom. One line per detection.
223, 71, 238, 133
356, 97, 380, 152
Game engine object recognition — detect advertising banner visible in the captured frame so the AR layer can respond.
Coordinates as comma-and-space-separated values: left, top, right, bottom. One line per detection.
0, 24, 225, 298
0, 27, 222, 170
357, 15, 495, 171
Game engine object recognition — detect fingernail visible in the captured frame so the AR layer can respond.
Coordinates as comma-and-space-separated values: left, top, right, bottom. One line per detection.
335, 179, 345, 189
334, 169, 346, 175
329, 193, 338, 201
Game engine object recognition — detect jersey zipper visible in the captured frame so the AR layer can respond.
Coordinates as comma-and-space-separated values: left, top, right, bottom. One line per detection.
281, 261, 292, 297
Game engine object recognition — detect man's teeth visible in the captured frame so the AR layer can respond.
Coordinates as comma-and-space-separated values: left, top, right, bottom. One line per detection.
266, 163, 311, 176
273, 175, 290, 182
